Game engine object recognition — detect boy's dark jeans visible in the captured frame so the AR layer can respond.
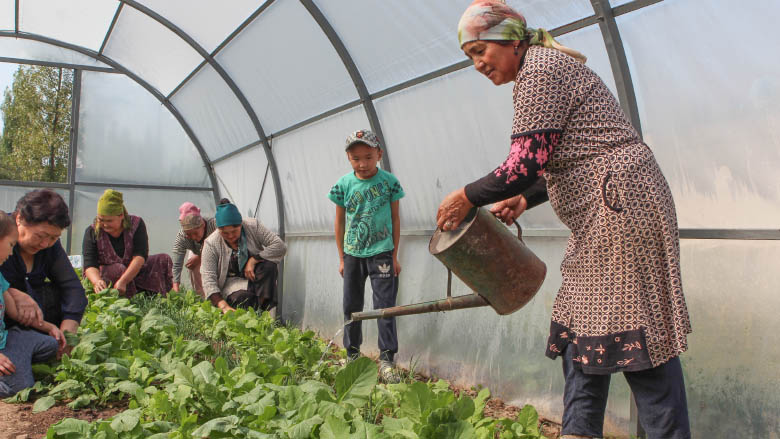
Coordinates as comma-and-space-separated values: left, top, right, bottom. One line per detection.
342, 251, 398, 362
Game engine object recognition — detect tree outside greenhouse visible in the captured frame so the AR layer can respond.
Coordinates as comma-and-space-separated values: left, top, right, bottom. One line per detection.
0, 65, 73, 183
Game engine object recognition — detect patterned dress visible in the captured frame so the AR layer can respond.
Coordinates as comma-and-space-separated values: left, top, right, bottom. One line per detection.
94, 215, 173, 297
466, 46, 691, 374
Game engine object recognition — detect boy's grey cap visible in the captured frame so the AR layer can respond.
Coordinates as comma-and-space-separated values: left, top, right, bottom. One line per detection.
345, 129, 381, 150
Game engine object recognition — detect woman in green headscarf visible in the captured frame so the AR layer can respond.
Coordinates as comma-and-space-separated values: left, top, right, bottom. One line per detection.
82, 189, 172, 297
200, 199, 286, 313
436, 2, 691, 438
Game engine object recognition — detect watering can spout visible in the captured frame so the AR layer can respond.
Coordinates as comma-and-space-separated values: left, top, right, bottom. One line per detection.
351, 207, 547, 321
351, 294, 488, 321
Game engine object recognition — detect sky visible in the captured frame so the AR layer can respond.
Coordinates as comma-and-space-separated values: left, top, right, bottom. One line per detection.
0, 62, 19, 135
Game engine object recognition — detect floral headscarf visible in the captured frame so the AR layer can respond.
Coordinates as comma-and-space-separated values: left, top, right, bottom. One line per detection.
458, 0, 587, 63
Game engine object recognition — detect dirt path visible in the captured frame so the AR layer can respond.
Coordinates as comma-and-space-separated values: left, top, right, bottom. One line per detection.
0, 401, 123, 439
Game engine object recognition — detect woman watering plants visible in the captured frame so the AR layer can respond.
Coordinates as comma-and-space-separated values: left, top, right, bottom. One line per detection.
0, 189, 87, 340
435, 2, 692, 438
171, 202, 217, 298
82, 189, 173, 297
200, 200, 286, 313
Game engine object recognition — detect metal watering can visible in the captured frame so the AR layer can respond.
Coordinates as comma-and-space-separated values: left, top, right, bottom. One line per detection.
351, 207, 547, 321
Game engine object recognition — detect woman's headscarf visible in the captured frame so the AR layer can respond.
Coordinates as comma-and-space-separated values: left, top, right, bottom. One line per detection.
458, 0, 587, 63
95, 189, 130, 235
178, 202, 204, 231
215, 202, 249, 271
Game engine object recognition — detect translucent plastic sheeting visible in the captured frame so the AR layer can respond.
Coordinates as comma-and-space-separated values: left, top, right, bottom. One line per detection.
76, 71, 210, 187
19, 0, 117, 51
255, 173, 279, 234
271, 106, 370, 234
617, 0, 780, 229
374, 67, 563, 231
0, 185, 71, 250
316, 0, 593, 94
171, 63, 258, 160
135, 0, 259, 54
678, 240, 780, 438
0, 0, 15, 31
102, 5, 202, 96
0, 37, 112, 69
217, 0, 358, 134
70, 187, 215, 257
282, 234, 631, 434
213, 146, 268, 219
556, 24, 617, 97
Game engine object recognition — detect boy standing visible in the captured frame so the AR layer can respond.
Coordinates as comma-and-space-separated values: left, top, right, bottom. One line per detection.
328, 129, 404, 383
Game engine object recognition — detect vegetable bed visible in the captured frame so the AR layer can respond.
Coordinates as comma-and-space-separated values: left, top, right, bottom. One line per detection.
7, 290, 548, 439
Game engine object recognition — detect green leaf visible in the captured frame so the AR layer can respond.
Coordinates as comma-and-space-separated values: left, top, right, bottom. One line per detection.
67, 394, 96, 409
191, 360, 218, 386
33, 395, 56, 413
110, 408, 142, 432
320, 414, 351, 439
183, 339, 211, 357
400, 382, 432, 423
453, 396, 475, 421
286, 415, 323, 439
50, 418, 91, 436
335, 357, 377, 407
191, 415, 240, 438
470, 388, 491, 423
382, 417, 419, 438
516, 404, 539, 435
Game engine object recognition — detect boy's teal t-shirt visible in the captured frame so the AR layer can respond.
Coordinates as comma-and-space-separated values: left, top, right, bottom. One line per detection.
0, 273, 9, 350
328, 168, 405, 257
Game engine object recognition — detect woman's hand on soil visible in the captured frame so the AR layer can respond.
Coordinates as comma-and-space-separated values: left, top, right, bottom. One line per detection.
0, 353, 15, 375
436, 188, 474, 231
490, 194, 528, 225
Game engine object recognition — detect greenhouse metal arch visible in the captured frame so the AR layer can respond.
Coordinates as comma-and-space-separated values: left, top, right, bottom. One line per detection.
2, 0, 779, 437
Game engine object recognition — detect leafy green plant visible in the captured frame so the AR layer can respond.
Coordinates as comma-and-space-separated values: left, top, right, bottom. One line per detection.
21, 289, 547, 438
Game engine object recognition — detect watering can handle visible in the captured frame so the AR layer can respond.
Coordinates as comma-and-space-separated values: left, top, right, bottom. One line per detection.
513, 221, 523, 241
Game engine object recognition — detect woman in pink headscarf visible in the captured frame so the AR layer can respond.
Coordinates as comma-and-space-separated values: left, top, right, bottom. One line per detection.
171, 202, 217, 297
436, 2, 691, 438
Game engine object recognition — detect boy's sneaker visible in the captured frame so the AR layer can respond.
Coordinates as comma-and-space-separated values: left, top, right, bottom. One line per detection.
339, 351, 361, 367
379, 360, 401, 384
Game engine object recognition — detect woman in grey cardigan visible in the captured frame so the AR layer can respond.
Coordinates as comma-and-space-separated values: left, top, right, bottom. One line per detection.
171, 202, 217, 297
201, 201, 286, 313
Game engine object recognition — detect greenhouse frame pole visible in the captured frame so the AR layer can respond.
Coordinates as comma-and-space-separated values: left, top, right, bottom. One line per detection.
66, 69, 82, 254
0, 32, 222, 207
299, 0, 392, 173
168, 0, 276, 101
591, 0, 643, 137
119, 0, 285, 238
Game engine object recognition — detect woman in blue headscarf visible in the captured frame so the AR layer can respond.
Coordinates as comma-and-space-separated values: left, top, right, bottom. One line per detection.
200, 200, 286, 313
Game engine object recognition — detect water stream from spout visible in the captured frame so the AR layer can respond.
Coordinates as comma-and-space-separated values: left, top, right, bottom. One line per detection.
318, 319, 353, 365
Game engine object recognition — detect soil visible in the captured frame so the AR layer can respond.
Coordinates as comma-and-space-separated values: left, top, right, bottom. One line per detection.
0, 401, 124, 439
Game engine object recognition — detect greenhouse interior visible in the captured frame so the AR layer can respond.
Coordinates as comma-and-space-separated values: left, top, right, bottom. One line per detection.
1, 0, 778, 437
